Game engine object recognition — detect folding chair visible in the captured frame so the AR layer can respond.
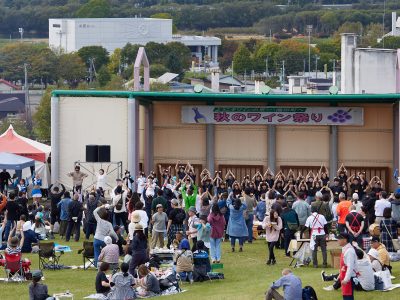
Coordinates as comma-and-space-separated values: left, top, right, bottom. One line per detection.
4, 253, 25, 282
38, 242, 63, 270
78, 241, 95, 270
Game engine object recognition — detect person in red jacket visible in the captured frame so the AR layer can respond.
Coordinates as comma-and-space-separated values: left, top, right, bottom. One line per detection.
207, 204, 226, 263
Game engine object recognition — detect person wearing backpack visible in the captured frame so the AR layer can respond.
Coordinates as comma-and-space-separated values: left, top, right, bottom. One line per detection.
167, 199, 186, 248
265, 268, 302, 300
112, 185, 128, 233
345, 205, 364, 248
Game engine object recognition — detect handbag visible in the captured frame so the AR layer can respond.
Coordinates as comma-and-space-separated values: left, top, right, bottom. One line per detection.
382, 221, 400, 251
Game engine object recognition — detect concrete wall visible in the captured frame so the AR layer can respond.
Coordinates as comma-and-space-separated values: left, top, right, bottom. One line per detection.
49, 18, 172, 53
153, 102, 206, 165
338, 104, 393, 167
354, 49, 397, 94
58, 97, 129, 190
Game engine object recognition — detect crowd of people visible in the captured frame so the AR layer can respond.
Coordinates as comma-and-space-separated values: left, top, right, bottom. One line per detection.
0, 162, 400, 300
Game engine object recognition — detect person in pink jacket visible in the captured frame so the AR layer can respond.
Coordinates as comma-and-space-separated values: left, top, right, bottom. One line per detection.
207, 204, 226, 263
262, 209, 282, 265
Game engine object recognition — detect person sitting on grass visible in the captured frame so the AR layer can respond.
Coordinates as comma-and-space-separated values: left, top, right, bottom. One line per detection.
95, 262, 111, 296
98, 236, 120, 272
108, 262, 136, 300
174, 239, 194, 284
265, 268, 302, 300
193, 240, 211, 282
321, 244, 375, 292
136, 264, 161, 297
29, 270, 55, 300
32, 215, 46, 240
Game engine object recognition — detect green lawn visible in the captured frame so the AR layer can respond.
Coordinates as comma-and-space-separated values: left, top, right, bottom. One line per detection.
1, 236, 399, 300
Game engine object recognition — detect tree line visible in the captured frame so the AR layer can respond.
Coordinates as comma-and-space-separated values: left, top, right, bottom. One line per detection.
1, 0, 399, 38
0, 41, 191, 87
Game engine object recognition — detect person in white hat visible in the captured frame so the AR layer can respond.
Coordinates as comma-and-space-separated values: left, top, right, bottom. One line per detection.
367, 248, 382, 272
351, 193, 362, 213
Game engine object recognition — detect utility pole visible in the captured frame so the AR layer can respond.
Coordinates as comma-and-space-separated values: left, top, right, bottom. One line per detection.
231, 61, 234, 88
266, 57, 269, 78
306, 25, 313, 76
269, 29, 272, 43
382, 0, 386, 48
24, 63, 31, 129
281, 60, 285, 90
303, 59, 306, 75
315, 55, 320, 78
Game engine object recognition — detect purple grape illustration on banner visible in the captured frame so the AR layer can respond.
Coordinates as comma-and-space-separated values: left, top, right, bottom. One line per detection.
327, 109, 352, 123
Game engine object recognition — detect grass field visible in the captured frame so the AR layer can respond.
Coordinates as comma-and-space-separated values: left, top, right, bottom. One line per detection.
1, 236, 399, 300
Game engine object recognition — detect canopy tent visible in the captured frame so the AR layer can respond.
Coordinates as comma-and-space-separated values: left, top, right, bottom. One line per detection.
0, 152, 35, 170
0, 125, 51, 188
0, 125, 51, 163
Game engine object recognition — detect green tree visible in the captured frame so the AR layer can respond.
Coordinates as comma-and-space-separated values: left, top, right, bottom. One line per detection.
145, 42, 169, 65
97, 65, 111, 86
316, 39, 341, 57
0, 43, 53, 82
165, 42, 191, 73
107, 48, 122, 74
150, 82, 169, 91
33, 88, 52, 141
57, 53, 86, 87
150, 13, 177, 33
233, 43, 252, 74
335, 21, 363, 37
254, 42, 280, 73
102, 74, 125, 90
76, 0, 110, 18
377, 36, 400, 49
275, 40, 316, 75
120, 43, 141, 65
78, 46, 109, 70
361, 23, 383, 47
150, 64, 169, 78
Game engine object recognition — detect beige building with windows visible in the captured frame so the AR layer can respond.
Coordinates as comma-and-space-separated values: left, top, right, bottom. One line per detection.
51, 91, 399, 191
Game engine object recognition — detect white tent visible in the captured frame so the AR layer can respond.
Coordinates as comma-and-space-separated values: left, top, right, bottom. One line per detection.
0, 125, 51, 188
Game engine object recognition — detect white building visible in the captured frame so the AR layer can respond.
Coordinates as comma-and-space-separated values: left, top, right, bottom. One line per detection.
340, 33, 400, 94
49, 18, 221, 64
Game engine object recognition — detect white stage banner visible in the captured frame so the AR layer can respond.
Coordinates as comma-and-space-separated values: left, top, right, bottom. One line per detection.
182, 106, 364, 125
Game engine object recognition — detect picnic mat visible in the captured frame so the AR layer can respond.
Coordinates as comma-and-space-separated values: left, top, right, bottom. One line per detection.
54, 244, 72, 252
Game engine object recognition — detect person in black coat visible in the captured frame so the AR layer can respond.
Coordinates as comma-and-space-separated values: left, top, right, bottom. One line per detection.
65, 193, 83, 242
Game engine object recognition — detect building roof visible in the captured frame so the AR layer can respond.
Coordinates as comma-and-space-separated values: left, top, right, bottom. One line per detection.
173, 35, 221, 46
52, 90, 400, 104
157, 72, 179, 84
0, 93, 25, 112
0, 79, 20, 90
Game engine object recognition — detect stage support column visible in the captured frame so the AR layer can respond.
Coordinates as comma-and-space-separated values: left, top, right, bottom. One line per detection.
51, 95, 59, 184
267, 125, 276, 174
206, 124, 215, 174
329, 125, 338, 180
394, 103, 399, 189
128, 96, 139, 191
144, 104, 154, 174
